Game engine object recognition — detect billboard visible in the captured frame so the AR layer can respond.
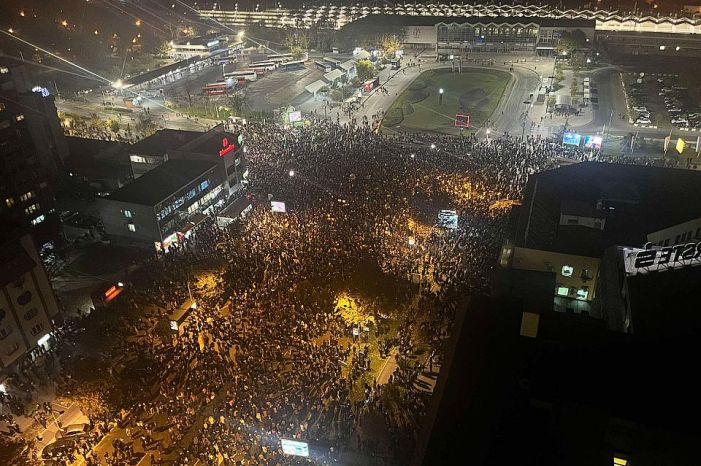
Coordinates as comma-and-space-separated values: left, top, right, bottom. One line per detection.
454, 114, 470, 128
289, 111, 302, 123
271, 201, 286, 213
437, 210, 458, 229
583, 135, 602, 150
281, 439, 309, 457
562, 132, 582, 146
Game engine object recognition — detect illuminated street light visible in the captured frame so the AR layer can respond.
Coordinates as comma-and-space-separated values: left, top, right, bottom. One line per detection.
676, 46, 681, 51
430, 143, 436, 149
486, 129, 491, 135
659, 45, 666, 51
289, 170, 295, 177
586, 58, 591, 64
19, 10, 25, 17
408, 237, 416, 246
112, 79, 123, 89
439, 88, 444, 94
94, 30, 99, 35
117, 282, 124, 287
136, 19, 142, 26
238, 31, 245, 38
61, 20, 68, 27
8, 28, 14, 34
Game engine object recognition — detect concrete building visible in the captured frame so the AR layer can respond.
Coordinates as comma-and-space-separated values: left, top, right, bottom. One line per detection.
0, 60, 67, 242
98, 159, 227, 250
169, 33, 225, 60
0, 231, 59, 371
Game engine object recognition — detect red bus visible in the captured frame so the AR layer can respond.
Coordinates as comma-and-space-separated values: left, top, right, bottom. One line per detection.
202, 83, 228, 96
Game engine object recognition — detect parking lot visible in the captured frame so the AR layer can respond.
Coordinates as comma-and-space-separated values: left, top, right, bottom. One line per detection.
625, 73, 701, 130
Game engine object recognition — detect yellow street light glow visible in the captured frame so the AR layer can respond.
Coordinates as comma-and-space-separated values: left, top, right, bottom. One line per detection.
135, 19, 142, 26
61, 20, 68, 27
19, 10, 26, 17
94, 30, 99, 35
8, 28, 14, 34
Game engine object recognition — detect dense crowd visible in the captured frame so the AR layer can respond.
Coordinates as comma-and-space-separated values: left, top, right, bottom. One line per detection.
4, 120, 611, 465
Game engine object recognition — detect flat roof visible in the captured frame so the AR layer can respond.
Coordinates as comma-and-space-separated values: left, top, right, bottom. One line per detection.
130, 129, 203, 157
176, 126, 241, 156
515, 162, 701, 256
105, 159, 217, 206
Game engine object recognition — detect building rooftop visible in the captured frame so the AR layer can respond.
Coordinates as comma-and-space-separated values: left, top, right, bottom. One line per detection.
515, 162, 701, 256
130, 129, 203, 157
346, 14, 595, 29
176, 126, 242, 156
105, 159, 217, 206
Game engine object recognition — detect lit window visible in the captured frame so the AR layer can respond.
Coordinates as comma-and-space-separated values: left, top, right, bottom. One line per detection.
31, 215, 45, 225
5, 197, 14, 207
577, 288, 589, 300
561, 265, 574, 277
15, 113, 25, 122
19, 191, 35, 202
25, 203, 40, 215
556, 286, 569, 296
128, 223, 136, 232
0, 102, 5, 111
613, 456, 628, 466
0, 67, 8, 74
123, 209, 133, 218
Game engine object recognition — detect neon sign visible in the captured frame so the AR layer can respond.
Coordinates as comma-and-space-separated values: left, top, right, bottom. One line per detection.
219, 137, 238, 157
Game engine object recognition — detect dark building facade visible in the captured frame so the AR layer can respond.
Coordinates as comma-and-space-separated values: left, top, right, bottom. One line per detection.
0, 61, 67, 242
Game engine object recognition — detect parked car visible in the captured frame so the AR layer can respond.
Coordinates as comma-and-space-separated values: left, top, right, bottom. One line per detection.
632, 106, 647, 112
636, 117, 652, 124
55, 423, 91, 440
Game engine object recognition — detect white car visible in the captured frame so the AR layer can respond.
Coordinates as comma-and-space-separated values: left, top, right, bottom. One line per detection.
636, 118, 652, 125
672, 119, 688, 125
632, 106, 647, 112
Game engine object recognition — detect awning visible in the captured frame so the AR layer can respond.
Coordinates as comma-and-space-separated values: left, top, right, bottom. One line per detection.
323, 69, 344, 82
305, 80, 327, 95
217, 196, 251, 220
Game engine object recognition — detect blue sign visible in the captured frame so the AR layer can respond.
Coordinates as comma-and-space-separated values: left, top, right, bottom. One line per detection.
562, 132, 582, 146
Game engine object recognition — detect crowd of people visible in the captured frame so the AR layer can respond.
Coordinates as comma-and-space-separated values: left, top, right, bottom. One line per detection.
4, 116, 655, 465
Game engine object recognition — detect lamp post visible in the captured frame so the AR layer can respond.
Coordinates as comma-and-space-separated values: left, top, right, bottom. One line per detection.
439, 88, 444, 105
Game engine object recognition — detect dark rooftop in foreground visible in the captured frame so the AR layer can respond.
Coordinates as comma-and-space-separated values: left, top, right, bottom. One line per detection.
515, 162, 701, 256
105, 159, 216, 206
129, 129, 202, 156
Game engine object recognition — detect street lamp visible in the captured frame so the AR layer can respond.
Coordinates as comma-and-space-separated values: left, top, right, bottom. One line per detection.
289, 170, 295, 177
439, 88, 444, 105
112, 79, 123, 89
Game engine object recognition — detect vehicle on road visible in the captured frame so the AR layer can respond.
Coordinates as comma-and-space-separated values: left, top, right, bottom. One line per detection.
55, 423, 91, 440
224, 70, 257, 82
202, 83, 229, 96
279, 60, 306, 72
632, 106, 647, 112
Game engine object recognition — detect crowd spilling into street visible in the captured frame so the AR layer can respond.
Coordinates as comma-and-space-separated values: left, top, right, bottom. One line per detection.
4, 115, 662, 465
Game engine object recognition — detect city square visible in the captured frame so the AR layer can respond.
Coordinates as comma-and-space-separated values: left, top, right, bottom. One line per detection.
2, 1, 701, 465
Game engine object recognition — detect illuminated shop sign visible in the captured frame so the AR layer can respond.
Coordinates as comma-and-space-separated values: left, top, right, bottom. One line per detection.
219, 136, 238, 157
624, 241, 701, 276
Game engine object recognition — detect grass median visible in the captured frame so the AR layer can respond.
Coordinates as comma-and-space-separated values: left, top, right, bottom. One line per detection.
383, 67, 510, 135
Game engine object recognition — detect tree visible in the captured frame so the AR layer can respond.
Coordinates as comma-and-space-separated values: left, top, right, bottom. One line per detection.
227, 91, 247, 115
378, 34, 402, 56
356, 59, 375, 82
155, 40, 172, 57
555, 29, 587, 56
284, 29, 310, 58
108, 120, 120, 133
